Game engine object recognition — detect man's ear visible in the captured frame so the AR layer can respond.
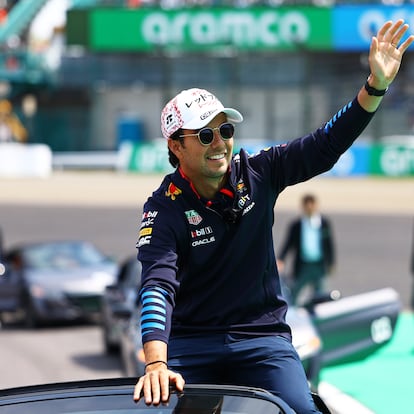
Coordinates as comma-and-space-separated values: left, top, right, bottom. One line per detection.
168, 138, 182, 159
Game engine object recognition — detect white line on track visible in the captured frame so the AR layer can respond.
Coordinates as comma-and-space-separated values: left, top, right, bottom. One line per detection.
318, 382, 375, 414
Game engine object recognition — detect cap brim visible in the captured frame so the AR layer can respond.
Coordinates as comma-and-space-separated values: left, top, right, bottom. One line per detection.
183, 108, 243, 130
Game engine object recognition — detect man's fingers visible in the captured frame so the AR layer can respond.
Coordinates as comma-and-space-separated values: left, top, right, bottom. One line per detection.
133, 370, 185, 405
133, 377, 144, 402
160, 370, 172, 402
399, 34, 414, 54
171, 372, 185, 392
377, 20, 393, 40
147, 372, 161, 405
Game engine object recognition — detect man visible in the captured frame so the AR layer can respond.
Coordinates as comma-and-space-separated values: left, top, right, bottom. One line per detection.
133, 20, 413, 414
277, 194, 335, 305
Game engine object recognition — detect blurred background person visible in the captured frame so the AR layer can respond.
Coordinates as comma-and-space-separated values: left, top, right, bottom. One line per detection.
0, 99, 27, 143
277, 194, 335, 305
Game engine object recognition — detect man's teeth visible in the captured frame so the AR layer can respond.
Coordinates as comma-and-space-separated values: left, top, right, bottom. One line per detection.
208, 154, 225, 160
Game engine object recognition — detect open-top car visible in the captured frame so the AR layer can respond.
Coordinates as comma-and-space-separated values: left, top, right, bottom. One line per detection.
0, 378, 331, 414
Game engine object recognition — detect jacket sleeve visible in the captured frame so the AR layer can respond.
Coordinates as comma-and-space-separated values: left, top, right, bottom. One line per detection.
137, 200, 182, 345
272, 97, 376, 192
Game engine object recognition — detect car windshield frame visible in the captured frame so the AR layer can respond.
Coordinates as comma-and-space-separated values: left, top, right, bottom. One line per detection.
0, 380, 294, 414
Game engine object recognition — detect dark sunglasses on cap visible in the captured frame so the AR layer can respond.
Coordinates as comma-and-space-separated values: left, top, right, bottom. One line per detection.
179, 122, 235, 146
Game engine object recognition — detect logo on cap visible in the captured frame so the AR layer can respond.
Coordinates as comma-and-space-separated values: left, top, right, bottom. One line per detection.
161, 88, 243, 140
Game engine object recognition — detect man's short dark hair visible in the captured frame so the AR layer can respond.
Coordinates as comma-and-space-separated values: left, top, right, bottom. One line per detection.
302, 194, 316, 205
168, 129, 183, 168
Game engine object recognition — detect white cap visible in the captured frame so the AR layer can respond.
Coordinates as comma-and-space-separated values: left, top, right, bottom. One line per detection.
161, 88, 243, 140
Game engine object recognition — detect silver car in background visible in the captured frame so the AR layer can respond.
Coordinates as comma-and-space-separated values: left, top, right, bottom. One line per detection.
0, 240, 118, 327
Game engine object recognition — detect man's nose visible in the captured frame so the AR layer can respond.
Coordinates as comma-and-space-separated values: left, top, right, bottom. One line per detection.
210, 128, 224, 146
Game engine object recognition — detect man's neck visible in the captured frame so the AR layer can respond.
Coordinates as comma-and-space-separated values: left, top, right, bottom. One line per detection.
178, 167, 228, 200
193, 176, 228, 200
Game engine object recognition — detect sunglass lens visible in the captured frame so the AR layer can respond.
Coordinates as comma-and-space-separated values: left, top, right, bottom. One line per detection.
199, 128, 214, 145
197, 123, 235, 145
220, 123, 234, 139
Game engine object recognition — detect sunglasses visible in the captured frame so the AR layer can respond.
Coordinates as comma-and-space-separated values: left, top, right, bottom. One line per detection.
179, 122, 235, 146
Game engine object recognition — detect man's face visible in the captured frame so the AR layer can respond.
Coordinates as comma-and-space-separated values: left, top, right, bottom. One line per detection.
169, 112, 233, 183
303, 200, 317, 216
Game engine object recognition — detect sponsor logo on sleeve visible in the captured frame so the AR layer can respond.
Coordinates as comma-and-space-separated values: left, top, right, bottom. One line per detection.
139, 227, 153, 237
137, 235, 152, 248
236, 180, 246, 193
138, 210, 158, 247
142, 211, 158, 219
234, 179, 255, 216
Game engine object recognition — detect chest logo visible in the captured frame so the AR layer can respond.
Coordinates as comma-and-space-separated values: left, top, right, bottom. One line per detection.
185, 210, 203, 226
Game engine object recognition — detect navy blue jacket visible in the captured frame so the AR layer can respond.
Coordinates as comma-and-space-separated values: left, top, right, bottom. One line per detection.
137, 97, 374, 345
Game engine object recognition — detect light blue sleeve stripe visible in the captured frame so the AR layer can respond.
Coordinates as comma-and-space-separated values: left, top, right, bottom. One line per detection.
141, 313, 166, 323
324, 101, 353, 133
141, 321, 165, 330
142, 297, 165, 306
141, 288, 168, 300
142, 304, 166, 315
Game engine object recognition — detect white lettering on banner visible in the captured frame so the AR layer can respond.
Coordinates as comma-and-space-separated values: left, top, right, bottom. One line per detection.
191, 13, 216, 44
142, 11, 310, 47
143, 13, 169, 44
380, 147, 414, 176
220, 14, 258, 46
280, 12, 309, 45
358, 10, 414, 43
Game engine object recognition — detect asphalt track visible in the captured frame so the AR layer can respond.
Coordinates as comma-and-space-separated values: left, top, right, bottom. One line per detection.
1, 171, 413, 413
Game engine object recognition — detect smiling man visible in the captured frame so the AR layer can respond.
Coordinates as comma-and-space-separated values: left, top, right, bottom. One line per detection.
134, 20, 413, 414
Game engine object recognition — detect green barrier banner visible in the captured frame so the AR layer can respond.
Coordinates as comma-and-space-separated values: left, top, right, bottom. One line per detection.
89, 7, 332, 52
127, 141, 171, 173
370, 144, 414, 176
124, 142, 414, 175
